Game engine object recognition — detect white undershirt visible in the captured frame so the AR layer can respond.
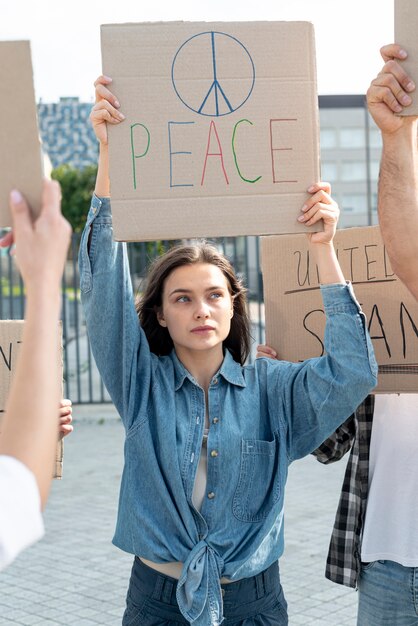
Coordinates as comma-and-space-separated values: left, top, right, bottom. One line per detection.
191, 428, 209, 511
0, 455, 44, 571
361, 394, 418, 566
141, 428, 223, 581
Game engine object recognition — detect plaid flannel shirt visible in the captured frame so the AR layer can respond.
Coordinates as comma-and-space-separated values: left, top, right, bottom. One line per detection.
312, 394, 375, 588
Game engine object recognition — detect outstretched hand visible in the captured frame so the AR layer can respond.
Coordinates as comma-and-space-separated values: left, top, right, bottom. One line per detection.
0, 180, 71, 296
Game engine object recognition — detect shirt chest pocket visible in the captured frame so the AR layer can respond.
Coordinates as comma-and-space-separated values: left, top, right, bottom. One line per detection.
232, 436, 281, 523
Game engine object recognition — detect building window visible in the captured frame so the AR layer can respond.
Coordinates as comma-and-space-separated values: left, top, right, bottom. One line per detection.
341, 194, 367, 214
321, 162, 338, 181
341, 161, 366, 181
320, 128, 338, 149
370, 160, 380, 181
340, 128, 365, 148
369, 127, 382, 148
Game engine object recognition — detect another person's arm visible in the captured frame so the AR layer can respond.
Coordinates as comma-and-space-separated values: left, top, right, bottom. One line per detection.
367, 44, 418, 300
0, 181, 71, 507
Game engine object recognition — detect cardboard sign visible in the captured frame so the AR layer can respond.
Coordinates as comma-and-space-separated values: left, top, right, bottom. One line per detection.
0, 41, 43, 227
0, 321, 64, 478
101, 21, 320, 241
395, 0, 418, 116
261, 226, 418, 393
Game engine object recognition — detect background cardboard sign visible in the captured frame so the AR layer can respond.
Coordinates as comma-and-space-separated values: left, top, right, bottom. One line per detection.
262, 226, 418, 393
0, 41, 43, 226
101, 21, 320, 241
395, 0, 418, 116
0, 321, 64, 478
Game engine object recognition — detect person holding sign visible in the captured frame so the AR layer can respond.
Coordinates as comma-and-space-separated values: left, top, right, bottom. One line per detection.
283, 43, 418, 626
79, 76, 377, 626
255, 344, 417, 625
367, 43, 418, 301
0, 181, 71, 571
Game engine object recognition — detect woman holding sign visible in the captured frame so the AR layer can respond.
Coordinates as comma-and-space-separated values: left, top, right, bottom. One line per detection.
79, 76, 377, 626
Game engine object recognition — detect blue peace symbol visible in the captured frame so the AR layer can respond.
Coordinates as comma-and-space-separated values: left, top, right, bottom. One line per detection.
171, 31, 255, 117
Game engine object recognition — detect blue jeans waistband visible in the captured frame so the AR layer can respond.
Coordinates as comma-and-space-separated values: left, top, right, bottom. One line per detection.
130, 557, 284, 617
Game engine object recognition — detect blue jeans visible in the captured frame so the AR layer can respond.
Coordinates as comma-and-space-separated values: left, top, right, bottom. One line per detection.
123, 558, 288, 626
358, 560, 418, 625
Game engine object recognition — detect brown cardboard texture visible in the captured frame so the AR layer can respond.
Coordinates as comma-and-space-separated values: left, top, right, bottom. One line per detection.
101, 21, 320, 241
395, 0, 418, 116
0, 321, 64, 478
0, 41, 43, 226
261, 226, 418, 393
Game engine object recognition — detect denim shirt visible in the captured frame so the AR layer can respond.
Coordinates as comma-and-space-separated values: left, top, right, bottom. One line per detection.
79, 195, 377, 626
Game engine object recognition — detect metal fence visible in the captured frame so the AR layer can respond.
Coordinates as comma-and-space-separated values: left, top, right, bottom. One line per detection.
0, 234, 266, 404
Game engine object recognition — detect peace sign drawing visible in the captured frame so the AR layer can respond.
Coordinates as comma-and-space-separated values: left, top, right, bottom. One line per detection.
171, 31, 255, 117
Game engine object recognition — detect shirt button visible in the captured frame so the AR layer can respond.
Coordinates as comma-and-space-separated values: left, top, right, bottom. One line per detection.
207, 492, 215, 500
212, 378, 218, 385
212, 417, 219, 424
92, 206, 97, 214
210, 450, 219, 458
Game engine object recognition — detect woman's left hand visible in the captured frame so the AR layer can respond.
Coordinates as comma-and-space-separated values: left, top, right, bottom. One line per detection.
298, 182, 339, 245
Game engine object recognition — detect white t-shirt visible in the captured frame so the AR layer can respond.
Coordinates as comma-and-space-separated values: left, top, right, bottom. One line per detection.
361, 394, 418, 566
0, 455, 44, 571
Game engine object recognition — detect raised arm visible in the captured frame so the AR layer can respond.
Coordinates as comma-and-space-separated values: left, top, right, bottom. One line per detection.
264, 184, 377, 459
79, 77, 152, 429
0, 181, 71, 507
297, 181, 345, 286
256, 344, 357, 464
90, 75, 124, 197
367, 44, 418, 300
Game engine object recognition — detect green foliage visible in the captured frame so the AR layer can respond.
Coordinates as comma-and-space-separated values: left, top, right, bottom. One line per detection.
51, 164, 98, 233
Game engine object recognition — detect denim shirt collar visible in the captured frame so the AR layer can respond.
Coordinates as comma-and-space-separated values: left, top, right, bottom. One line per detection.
172, 349, 246, 391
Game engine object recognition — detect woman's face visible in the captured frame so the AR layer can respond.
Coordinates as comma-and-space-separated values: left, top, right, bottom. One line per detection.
157, 262, 234, 360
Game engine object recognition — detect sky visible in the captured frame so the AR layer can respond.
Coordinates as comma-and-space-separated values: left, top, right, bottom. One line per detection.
1, 0, 394, 102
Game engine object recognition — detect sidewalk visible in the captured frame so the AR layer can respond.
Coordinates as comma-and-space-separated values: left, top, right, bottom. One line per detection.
0, 406, 357, 625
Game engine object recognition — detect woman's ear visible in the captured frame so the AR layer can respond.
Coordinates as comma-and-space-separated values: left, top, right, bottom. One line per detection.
155, 307, 167, 327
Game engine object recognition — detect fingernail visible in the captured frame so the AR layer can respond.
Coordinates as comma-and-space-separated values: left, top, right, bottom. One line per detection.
394, 104, 403, 113
104, 75, 113, 81
407, 81, 415, 92
118, 112, 125, 120
402, 94, 412, 105
307, 186, 315, 192
399, 49, 407, 58
114, 99, 120, 108
298, 215, 305, 222
10, 190, 23, 203
301, 204, 308, 212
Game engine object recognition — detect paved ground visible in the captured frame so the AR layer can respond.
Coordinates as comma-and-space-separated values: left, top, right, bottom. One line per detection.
0, 405, 358, 625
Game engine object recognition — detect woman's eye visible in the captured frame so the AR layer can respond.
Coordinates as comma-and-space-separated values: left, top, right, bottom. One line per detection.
210, 292, 222, 299
176, 295, 190, 303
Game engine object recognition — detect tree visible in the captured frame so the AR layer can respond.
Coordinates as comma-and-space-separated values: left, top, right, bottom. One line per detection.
51, 164, 98, 232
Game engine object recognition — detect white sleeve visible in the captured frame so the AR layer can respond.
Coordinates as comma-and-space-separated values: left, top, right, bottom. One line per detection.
0, 455, 44, 571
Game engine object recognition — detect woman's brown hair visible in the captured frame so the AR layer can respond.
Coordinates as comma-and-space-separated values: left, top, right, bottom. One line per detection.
136, 242, 251, 365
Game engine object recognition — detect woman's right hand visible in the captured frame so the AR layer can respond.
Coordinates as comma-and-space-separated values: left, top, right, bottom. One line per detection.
90, 75, 125, 145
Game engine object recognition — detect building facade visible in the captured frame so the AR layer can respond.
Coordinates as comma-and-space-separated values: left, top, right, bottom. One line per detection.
319, 95, 382, 229
38, 97, 98, 171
